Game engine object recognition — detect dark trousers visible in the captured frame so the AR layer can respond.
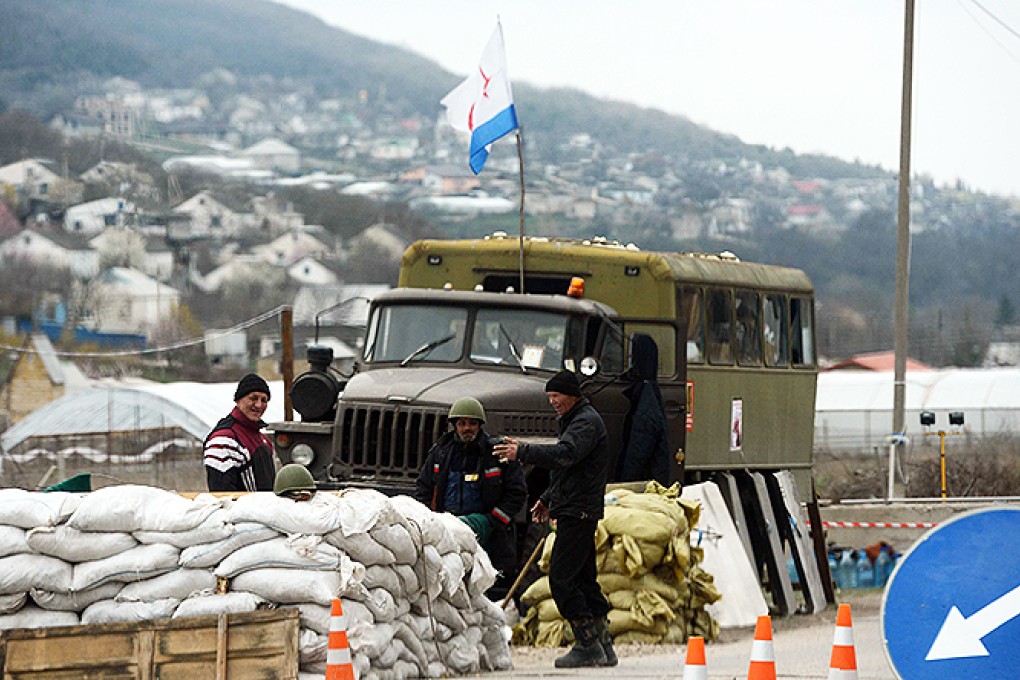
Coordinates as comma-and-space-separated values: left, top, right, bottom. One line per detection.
548, 515, 610, 622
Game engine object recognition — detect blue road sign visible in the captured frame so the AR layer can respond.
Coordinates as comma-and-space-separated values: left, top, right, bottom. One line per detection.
882, 507, 1020, 679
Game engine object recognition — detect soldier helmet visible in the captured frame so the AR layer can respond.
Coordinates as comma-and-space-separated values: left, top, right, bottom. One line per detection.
273, 463, 316, 496
447, 397, 486, 423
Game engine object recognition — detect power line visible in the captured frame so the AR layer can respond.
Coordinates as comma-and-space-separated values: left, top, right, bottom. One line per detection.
0, 306, 286, 359
960, 0, 1020, 65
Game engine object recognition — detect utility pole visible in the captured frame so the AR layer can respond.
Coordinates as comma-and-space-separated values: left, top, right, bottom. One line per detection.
890, 0, 915, 499
281, 306, 294, 421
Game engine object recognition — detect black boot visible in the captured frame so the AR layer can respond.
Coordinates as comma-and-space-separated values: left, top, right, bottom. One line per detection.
555, 618, 607, 668
594, 616, 618, 667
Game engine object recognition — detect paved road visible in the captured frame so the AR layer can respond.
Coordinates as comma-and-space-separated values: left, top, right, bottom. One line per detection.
488, 590, 896, 679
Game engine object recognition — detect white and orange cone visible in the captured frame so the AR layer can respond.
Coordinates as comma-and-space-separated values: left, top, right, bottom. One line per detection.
828, 603, 859, 680
682, 635, 708, 680
747, 615, 776, 680
326, 597, 355, 680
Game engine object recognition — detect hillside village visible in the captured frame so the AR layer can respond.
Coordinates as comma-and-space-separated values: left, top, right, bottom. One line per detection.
3, 66, 1020, 430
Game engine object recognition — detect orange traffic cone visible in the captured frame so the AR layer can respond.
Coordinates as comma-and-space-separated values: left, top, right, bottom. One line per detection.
682, 635, 707, 680
747, 615, 776, 680
326, 597, 355, 680
828, 603, 858, 680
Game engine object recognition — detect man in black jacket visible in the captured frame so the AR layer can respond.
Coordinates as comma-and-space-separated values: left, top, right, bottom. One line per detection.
415, 396, 527, 598
495, 370, 615, 668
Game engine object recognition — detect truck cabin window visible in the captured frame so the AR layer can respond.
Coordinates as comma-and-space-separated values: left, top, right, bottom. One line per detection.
471, 309, 566, 370
363, 305, 467, 364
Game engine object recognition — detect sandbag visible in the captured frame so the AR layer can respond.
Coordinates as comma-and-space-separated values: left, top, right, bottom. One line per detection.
31, 582, 123, 612
370, 523, 417, 565
325, 529, 395, 566
173, 591, 267, 618
117, 569, 217, 602
0, 526, 29, 558
0, 554, 73, 594
179, 523, 278, 569
134, 510, 233, 547
27, 525, 137, 562
82, 598, 179, 624
0, 490, 80, 529
215, 535, 347, 578
0, 605, 78, 630
68, 486, 218, 533
0, 592, 27, 615
72, 543, 180, 590
230, 568, 345, 606
227, 492, 344, 535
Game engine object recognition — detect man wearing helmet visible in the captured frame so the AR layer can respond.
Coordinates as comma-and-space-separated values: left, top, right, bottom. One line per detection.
415, 396, 527, 597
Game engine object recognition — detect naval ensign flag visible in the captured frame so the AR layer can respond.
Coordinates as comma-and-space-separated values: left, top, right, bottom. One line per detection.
441, 23, 519, 174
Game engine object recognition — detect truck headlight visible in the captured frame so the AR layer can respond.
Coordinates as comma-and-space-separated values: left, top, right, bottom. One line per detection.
291, 443, 315, 466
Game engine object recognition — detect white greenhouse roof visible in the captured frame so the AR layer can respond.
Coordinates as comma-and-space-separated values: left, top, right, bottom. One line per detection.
1, 381, 284, 453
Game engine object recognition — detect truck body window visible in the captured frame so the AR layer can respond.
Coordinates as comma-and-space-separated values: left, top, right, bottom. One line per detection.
706, 288, 733, 365
763, 294, 789, 367
622, 322, 676, 377
790, 297, 816, 367
680, 287, 704, 364
735, 290, 762, 366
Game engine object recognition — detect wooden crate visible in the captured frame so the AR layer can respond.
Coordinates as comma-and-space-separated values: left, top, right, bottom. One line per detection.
0, 608, 299, 679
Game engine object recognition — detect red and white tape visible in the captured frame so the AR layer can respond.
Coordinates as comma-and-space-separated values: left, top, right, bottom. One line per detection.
808, 520, 938, 529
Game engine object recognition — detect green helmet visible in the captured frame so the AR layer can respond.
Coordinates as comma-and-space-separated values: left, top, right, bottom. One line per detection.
273, 463, 316, 496
448, 397, 486, 423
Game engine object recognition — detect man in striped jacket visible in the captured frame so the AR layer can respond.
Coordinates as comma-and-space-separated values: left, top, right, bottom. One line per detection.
204, 373, 276, 492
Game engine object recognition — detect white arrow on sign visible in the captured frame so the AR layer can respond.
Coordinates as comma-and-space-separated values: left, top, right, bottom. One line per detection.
926, 584, 1020, 661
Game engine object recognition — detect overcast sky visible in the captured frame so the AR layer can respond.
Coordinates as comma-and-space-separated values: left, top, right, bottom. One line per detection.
275, 1, 1020, 197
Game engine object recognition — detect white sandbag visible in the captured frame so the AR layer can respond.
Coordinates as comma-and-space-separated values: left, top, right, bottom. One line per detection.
134, 510, 233, 547
227, 492, 343, 535
434, 512, 478, 554
173, 591, 267, 619
0, 592, 26, 615
363, 587, 399, 623
482, 625, 512, 670
81, 598, 179, 625
446, 583, 472, 611
26, 525, 137, 562
68, 486, 219, 533
444, 628, 482, 674
72, 543, 180, 590
467, 548, 498, 597
370, 523, 418, 565
349, 620, 394, 658
0, 526, 29, 558
425, 597, 467, 634
393, 564, 421, 597
327, 530, 396, 565
333, 488, 394, 534
230, 568, 344, 606
0, 605, 78, 630
298, 628, 327, 665
31, 582, 123, 612
420, 545, 444, 600
388, 496, 445, 547
341, 598, 374, 628
407, 609, 452, 643
363, 565, 403, 595
0, 490, 80, 529
376, 637, 409, 668
470, 593, 507, 627
439, 552, 465, 598
295, 602, 332, 635
0, 554, 73, 594
117, 569, 216, 602
179, 523, 278, 569
215, 535, 345, 578
393, 619, 428, 671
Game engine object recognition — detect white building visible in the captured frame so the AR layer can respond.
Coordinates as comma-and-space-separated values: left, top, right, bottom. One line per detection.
64, 197, 135, 233
87, 267, 181, 335
239, 138, 301, 174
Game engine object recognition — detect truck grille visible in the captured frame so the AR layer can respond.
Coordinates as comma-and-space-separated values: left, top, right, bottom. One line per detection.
337, 404, 447, 481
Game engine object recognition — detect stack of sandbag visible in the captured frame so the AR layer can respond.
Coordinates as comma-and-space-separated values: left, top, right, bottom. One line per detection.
513, 482, 720, 647
0, 485, 511, 679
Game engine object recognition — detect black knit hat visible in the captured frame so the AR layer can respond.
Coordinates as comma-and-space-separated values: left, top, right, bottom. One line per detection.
234, 373, 270, 401
545, 369, 582, 397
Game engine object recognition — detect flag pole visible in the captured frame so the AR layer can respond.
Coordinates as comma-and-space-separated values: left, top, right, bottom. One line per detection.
516, 129, 526, 294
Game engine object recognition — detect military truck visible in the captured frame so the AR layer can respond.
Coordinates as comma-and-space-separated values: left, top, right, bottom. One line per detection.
271, 233, 817, 496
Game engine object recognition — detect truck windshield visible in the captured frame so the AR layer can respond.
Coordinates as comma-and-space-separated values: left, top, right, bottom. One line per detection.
471, 309, 566, 371
364, 305, 467, 363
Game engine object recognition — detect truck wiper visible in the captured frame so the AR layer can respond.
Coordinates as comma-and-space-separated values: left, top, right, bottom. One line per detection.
498, 324, 528, 374
400, 333, 456, 366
